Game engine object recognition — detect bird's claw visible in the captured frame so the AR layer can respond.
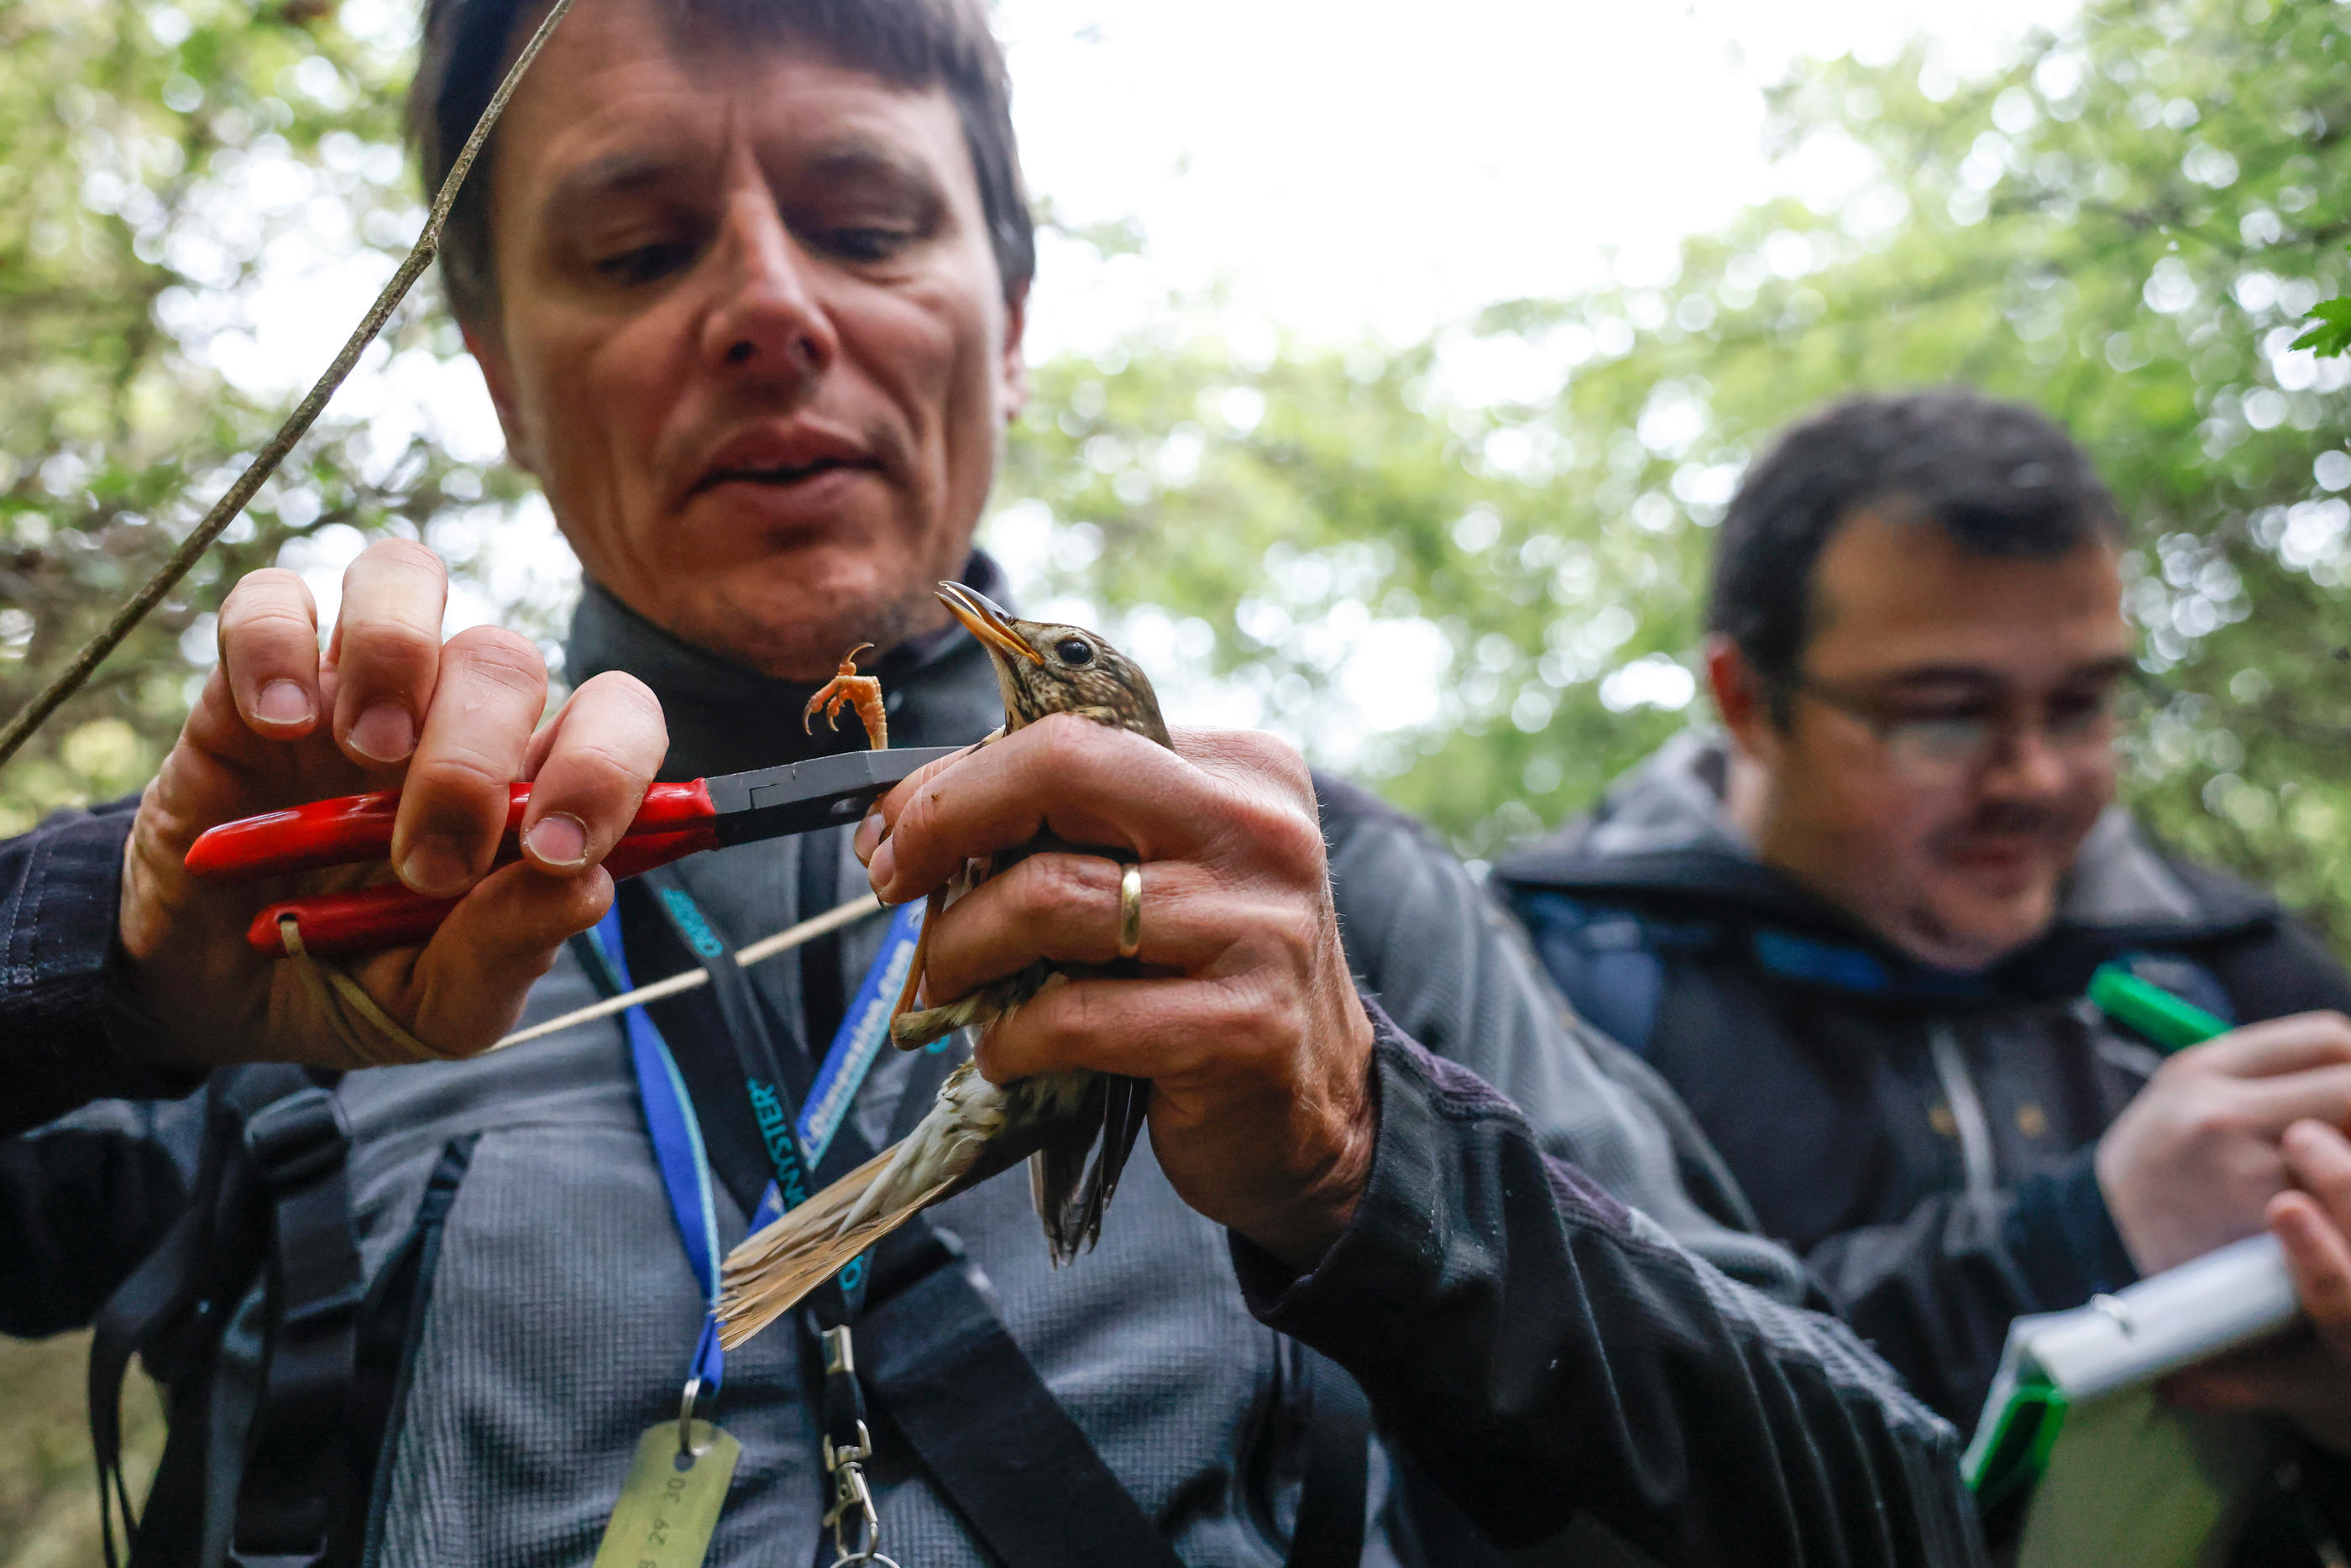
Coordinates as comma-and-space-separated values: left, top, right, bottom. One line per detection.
804, 643, 888, 750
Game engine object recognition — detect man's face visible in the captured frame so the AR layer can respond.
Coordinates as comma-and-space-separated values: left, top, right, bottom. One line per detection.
1717, 510, 2132, 971
468, 0, 1027, 679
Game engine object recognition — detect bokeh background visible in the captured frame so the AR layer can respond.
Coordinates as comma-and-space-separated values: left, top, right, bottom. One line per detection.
3, 0, 2347, 1555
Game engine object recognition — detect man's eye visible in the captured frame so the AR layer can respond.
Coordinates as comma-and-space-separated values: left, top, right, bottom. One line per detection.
594, 241, 698, 285
2045, 691, 2117, 736
1886, 713, 1992, 759
820, 227, 912, 263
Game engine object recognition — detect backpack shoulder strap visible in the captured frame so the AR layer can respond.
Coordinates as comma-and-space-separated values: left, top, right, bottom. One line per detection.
90, 1064, 360, 1568
1511, 890, 1673, 1056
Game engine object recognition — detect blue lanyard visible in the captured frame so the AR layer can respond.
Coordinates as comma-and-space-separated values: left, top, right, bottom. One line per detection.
594, 892, 925, 1397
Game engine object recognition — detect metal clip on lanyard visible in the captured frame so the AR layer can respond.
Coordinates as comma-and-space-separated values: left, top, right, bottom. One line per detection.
819, 1325, 898, 1568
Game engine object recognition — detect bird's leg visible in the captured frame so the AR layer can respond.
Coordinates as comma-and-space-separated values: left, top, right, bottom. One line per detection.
802, 642, 888, 750
882, 732, 1004, 1048
888, 886, 948, 1043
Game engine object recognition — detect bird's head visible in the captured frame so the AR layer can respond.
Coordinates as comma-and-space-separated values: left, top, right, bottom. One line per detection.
935, 582, 1170, 747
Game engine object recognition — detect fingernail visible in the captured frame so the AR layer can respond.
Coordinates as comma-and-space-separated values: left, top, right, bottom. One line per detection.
399, 834, 472, 897
854, 810, 886, 863
254, 679, 312, 728
868, 836, 898, 899
348, 702, 416, 765
525, 813, 589, 868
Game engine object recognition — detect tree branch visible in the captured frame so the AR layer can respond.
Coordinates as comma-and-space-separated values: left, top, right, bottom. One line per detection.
0, 0, 578, 771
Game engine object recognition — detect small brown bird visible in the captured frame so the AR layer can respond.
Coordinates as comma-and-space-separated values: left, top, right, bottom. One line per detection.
716, 583, 1170, 1350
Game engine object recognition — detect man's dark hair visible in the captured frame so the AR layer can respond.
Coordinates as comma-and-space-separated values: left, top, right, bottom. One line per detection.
1708, 388, 2125, 699
408, 0, 1037, 327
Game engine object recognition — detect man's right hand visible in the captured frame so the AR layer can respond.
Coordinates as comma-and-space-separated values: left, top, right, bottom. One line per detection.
2096, 1011, 2351, 1275
117, 539, 668, 1069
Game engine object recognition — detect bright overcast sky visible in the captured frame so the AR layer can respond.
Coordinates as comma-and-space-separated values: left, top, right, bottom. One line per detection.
999, 0, 2084, 359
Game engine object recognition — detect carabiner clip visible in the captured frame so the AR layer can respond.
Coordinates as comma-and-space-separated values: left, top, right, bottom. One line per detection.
823, 1419, 901, 1567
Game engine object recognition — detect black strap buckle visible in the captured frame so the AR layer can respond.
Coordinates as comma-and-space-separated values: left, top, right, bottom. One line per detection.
243, 1088, 348, 1189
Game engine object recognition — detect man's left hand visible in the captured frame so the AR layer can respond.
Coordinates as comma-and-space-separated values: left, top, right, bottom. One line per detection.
855, 714, 1378, 1270
2164, 1119, 2351, 1455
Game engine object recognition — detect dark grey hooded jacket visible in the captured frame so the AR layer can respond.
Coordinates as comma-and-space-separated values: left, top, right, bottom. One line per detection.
1497, 729, 2351, 1562
2, 567, 1978, 1566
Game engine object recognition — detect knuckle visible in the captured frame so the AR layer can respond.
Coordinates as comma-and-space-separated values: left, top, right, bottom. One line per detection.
357, 536, 448, 583
1029, 713, 1097, 774
1059, 978, 1118, 1043
2187, 1106, 2250, 1145
1024, 855, 1102, 918
898, 781, 940, 843
1230, 792, 1325, 879
222, 600, 321, 649
447, 628, 548, 697
413, 742, 514, 797
1277, 904, 1328, 964
547, 737, 646, 798
406, 758, 517, 833
341, 614, 444, 671
577, 670, 666, 728
1249, 729, 1316, 794
1225, 983, 1296, 1063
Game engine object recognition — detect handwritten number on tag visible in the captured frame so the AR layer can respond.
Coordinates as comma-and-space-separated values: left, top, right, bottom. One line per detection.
591, 1421, 742, 1568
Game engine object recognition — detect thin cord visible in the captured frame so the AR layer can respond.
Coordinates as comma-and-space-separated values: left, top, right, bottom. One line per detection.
0, 0, 582, 771
485, 893, 886, 1053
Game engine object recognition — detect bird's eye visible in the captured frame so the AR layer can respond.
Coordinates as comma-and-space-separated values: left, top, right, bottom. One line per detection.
1055, 637, 1094, 666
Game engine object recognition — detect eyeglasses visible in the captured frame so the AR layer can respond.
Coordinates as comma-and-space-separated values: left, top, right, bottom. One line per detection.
1784, 672, 2121, 785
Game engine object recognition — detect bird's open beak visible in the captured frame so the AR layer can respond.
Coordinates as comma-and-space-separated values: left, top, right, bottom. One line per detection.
935, 581, 1041, 664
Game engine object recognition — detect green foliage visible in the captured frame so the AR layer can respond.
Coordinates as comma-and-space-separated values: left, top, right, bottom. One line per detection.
997, 0, 2351, 938
0, 0, 535, 838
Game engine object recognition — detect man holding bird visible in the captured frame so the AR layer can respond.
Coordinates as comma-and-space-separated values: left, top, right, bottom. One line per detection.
1, 0, 1977, 1563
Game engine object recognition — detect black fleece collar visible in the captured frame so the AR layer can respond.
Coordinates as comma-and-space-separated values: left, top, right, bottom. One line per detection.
563, 552, 1012, 781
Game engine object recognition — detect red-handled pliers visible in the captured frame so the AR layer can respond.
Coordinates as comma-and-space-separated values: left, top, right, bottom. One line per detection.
186, 745, 961, 957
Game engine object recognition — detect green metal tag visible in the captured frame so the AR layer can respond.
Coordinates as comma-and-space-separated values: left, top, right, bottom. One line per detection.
591, 1420, 741, 1568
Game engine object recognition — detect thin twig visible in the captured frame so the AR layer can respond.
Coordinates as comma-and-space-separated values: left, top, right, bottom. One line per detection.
484, 894, 886, 1053
0, 0, 580, 771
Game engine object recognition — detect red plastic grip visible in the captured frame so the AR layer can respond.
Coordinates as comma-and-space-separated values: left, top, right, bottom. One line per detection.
189, 779, 717, 883
243, 825, 720, 955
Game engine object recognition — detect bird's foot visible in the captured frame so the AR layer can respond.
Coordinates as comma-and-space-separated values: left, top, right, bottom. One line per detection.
802, 643, 888, 750
889, 999, 971, 1052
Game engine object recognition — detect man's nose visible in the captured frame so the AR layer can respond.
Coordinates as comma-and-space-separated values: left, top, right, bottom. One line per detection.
700, 188, 840, 386
1980, 720, 2075, 799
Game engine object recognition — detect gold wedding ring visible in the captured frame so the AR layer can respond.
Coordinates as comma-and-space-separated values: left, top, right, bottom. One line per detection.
1116, 861, 1144, 959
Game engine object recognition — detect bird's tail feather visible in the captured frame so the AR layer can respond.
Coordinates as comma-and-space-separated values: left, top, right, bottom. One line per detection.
1038, 1073, 1149, 1262
715, 1143, 947, 1351
715, 1062, 1013, 1350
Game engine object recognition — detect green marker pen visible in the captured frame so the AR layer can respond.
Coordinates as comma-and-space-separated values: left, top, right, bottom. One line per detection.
2087, 964, 2231, 1053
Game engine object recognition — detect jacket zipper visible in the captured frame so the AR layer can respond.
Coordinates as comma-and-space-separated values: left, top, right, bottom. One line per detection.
1927, 1020, 1998, 1205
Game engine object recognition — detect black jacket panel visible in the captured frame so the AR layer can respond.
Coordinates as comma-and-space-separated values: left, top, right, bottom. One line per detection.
0, 797, 199, 1138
